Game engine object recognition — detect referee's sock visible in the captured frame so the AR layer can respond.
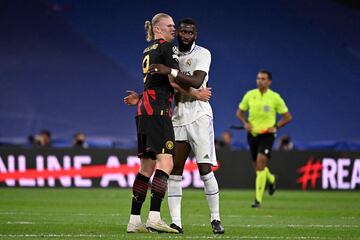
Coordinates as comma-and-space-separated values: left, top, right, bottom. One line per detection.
265, 167, 275, 184
201, 171, 220, 222
255, 170, 266, 203
168, 175, 183, 228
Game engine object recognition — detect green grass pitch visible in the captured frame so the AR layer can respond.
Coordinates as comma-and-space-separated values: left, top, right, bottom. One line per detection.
0, 189, 359, 239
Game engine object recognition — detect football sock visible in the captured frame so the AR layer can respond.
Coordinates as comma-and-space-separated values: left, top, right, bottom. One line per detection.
129, 214, 142, 225
255, 170, 266, 203
150, 169, 169, 212
265, 167, 275, 184
148, 210, 161, 221
131, 172, 150, 215
168, 175, 183, 227
201, 171, 220, 221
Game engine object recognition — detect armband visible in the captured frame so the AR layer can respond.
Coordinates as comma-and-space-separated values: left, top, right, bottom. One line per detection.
170, 68, 179, 78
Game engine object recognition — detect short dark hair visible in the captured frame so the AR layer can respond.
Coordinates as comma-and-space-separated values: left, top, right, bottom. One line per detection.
40, 129, 51, 138
258, 69, 272, 80
178, 18, 197, 27
74, 132, 84, 138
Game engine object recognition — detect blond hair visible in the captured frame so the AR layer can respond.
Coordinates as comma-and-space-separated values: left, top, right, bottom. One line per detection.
144, 13, 171, 42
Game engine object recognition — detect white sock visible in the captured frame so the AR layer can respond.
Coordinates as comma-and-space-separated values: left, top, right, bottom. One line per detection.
148, 211, 161, 221
129, 214, 142, 224
201, 171, 220, 222
167, 175, 183, 227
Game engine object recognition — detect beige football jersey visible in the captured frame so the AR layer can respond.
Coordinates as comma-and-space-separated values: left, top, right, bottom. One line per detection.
172, 43, 213, 126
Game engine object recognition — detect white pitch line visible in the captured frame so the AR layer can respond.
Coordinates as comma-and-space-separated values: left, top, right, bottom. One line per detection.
0, 234, 116, 238
2, 220, 358, 229
7, 221, 34, 225
0, 212, 121, 216
140, 236, 320, 240
0, 212, 41, 216
76, 213, 121, 216
188, 224, 359, 228
226, 215, 274, 218
288, 224, 359, 228
0, 235, 344, 239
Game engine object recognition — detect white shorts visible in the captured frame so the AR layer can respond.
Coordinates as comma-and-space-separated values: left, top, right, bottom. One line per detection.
173, 115, 217, 166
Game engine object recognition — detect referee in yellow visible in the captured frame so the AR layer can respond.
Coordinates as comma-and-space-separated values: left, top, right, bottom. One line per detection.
236, 70, 292, 208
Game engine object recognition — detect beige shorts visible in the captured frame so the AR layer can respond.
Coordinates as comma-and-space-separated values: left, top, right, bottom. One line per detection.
173, 115, 217, 166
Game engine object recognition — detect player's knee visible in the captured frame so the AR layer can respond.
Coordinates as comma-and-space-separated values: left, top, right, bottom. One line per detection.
171, 165, 184, 175
156, 154, 174, 175
161, 162, 173, 175
139, 164, 156, 177
256, 165, 265, 171
255, 161, 266, 171
198, 163, 212, 176
171, 159, 186, 175
256, 154, 268, 171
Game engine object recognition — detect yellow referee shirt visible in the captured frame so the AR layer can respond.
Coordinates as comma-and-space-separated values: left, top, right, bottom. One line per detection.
239, 89, 288, 136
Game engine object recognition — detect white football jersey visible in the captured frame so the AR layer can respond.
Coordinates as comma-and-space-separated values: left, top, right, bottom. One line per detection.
172, 43, 213, 126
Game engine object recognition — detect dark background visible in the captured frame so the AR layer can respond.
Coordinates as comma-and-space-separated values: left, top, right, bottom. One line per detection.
1, 0, 359, 148
1, 147, 359, 189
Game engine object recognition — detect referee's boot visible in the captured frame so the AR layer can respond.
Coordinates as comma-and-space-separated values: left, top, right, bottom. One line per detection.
268, 175, 277, 196
251, 199, 261, 208
211, 220, 225, 234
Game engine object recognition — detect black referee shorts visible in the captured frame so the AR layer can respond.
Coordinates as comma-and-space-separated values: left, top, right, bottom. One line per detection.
247, 133, 275, 161
136, 115, 175, 160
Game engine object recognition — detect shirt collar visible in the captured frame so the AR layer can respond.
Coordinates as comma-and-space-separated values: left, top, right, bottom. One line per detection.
257, 88, 271, 95
179, 42, 196, 56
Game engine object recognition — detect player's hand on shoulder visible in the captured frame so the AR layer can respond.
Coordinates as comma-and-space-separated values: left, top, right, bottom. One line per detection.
149, 64, 171, 75
124, 90, 139, 106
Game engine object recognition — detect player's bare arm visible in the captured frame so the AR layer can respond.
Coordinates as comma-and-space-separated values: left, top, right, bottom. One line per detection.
272, 111, 292, 131
169, 77, 211, 101
263, 111, 293, 133
236, 109, 252, 131
149, 63, 206, 88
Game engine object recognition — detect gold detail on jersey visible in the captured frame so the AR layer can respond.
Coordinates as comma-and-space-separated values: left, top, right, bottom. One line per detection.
165, 141, 174, 150
143, 43, 158, 53
142, 54, 150, 82
186, 58, 192, 67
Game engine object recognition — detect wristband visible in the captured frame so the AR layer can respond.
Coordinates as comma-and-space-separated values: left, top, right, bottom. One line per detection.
170, 68, 179, 78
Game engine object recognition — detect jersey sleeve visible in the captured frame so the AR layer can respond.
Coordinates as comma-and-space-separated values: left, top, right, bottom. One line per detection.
194, 48, 211, 74
275, 94, 289, 114
162, 42, 179, 69
239, 92, 250, 111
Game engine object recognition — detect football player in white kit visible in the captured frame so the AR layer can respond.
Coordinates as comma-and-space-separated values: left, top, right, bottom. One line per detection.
149, 18, 224, 234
